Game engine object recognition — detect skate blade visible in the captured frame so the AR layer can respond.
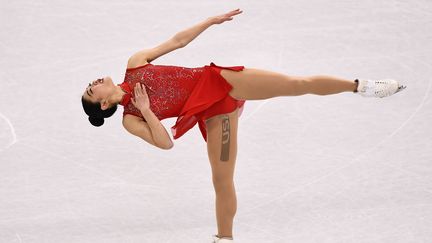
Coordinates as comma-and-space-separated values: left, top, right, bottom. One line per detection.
395, 85, 407, 93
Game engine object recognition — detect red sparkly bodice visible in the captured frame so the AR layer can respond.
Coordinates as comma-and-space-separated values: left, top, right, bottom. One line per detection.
119, 62, 246, 141
120, 63, 205, 120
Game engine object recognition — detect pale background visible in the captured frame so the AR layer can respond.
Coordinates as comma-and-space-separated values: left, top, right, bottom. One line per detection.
1, 0, 431, 242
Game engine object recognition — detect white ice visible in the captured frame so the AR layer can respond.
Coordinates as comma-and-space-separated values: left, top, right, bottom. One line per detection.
1, 0, 431, 242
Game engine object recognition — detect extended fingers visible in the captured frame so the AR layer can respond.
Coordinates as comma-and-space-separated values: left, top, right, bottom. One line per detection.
222, 9, 242, 21
134, 84, 139, 97
227, 8, 242, 17
134, 83, 143, 96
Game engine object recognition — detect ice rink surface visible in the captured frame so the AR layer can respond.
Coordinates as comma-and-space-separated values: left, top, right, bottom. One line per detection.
1, 0, 431, 242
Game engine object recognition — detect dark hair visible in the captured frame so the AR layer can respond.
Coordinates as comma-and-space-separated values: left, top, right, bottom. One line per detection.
81, 96, 117, 127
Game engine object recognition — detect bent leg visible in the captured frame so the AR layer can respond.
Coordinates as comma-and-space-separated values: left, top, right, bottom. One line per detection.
205, 108, 239, 239
221, 68, 358, 100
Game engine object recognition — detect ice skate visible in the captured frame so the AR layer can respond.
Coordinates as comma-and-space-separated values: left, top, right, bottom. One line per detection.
355, 79, 406, 98
212, 234, 234, 242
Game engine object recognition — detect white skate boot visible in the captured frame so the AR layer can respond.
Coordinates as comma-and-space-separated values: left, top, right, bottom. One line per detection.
212, 234, 234, 242
355, 79, 406, 98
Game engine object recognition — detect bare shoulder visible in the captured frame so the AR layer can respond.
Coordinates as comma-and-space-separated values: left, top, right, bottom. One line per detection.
126, 37, 183, 69
122, 114, 160, 148
122, 114, 150, 137
122, 114, 144, 128
126, 54, 150, 70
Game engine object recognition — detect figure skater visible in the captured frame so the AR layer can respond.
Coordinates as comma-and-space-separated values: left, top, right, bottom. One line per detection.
81, 9, 406, 243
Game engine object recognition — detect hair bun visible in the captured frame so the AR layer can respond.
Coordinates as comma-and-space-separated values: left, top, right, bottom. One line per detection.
89, 116, 104, 127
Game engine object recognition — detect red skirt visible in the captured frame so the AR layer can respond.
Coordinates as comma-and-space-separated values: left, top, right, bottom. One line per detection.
171, 62, 246, 142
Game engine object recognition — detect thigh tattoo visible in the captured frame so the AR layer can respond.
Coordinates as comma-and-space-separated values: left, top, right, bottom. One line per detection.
220, 115, 230, 162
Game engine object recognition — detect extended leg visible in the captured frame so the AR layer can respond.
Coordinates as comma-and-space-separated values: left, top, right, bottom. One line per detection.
205, 109, 239, 239
221, 68, 358, 100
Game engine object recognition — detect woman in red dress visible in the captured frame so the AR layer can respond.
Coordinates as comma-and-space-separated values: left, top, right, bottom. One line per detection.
81, 9, 405, 243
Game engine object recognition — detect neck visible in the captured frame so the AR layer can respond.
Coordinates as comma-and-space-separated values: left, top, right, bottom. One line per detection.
111, 85, 126, 104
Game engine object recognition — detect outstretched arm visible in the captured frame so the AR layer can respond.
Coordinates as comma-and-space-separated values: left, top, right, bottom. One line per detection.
174, 8, 243, 47
129, 9, 243, 64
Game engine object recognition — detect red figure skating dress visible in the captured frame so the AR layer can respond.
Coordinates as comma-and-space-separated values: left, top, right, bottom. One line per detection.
118, 62, 246, 142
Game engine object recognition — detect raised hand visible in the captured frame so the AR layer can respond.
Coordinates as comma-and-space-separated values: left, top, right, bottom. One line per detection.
210, 8, 243, 25
131, 83, 150, 111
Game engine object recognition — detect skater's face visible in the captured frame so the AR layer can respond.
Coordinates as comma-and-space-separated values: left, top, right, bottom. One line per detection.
82, 76, 114, 105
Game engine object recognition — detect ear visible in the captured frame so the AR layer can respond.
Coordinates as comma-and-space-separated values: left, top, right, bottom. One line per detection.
100, 100, 109, 110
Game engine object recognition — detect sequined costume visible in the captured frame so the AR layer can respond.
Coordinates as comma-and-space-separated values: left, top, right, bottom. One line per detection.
119, 62, 246, 142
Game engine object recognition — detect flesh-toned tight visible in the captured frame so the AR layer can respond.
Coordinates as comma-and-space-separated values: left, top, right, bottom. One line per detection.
222, 68, 358, 100
206, 69, 357, 239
